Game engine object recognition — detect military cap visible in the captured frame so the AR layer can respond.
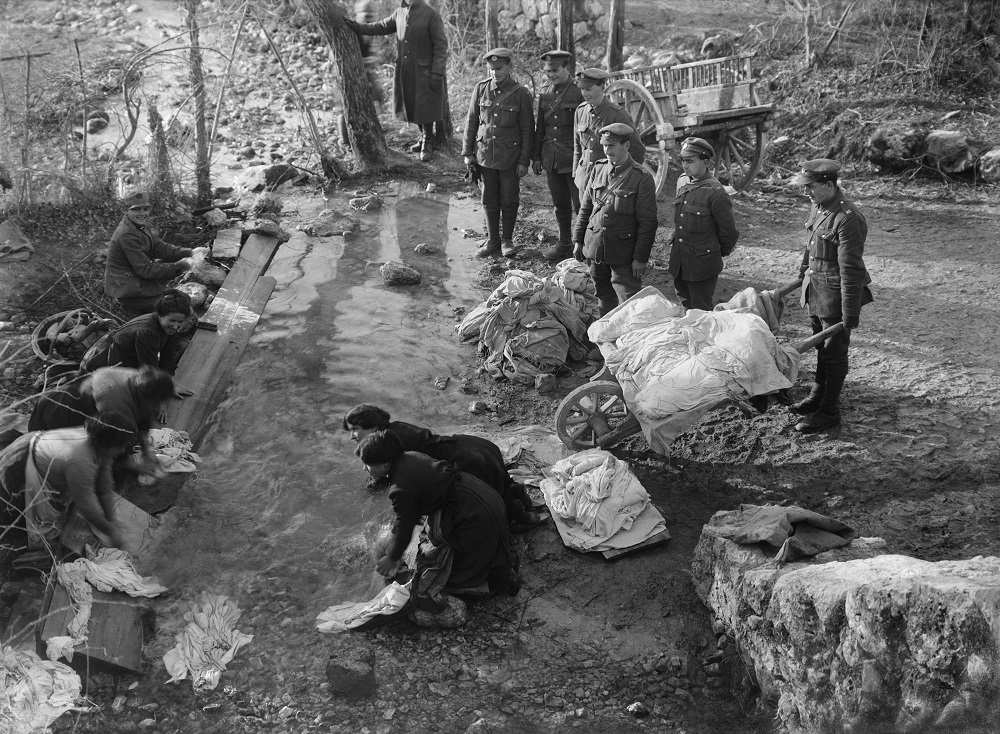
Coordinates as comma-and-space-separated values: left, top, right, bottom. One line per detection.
794, 158, 841, 184
122, 190, 151, 209
540, 50, 573, 68
680, 137, 715, 159
483, 48, 514, 65
599, 122, 635, 143
575, 67, 610, 88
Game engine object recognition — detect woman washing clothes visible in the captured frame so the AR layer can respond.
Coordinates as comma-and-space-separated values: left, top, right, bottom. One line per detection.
355, 431, 520, 611
343, 404, 543, 531
80, 289, 192, 374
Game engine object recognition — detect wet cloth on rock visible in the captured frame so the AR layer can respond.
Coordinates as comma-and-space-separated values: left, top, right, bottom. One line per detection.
0, 645, 82, 734
708, 503, 855, 563
316, 582, 411, 633
458, 269, 596, 384
163, 594, 253, 690
539, 449, 665, 550
588, 287, 800, 453
146, 428, 200, 473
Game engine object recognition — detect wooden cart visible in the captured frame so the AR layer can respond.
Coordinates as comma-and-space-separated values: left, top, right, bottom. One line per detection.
606, 53, 775, 194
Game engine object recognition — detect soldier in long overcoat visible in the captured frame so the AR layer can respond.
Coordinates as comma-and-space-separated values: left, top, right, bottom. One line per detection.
353, 0, 448, 161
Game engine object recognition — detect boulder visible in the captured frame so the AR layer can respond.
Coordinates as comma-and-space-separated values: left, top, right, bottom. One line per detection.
866, 124, 925, 171
185, 262, 227, 290
175, 282, 210, 310
380, 260, 421, 286
573, 20, 590, 41
977, 146, 1000, 183
925, 130, 977, 173
325, 641, 376, 698
692, 517, 1000, 733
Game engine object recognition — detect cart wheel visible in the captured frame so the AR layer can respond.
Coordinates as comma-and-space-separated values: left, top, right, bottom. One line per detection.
711, 119, 767, 192
554, 380, 630, 451
605, 79, 670, 195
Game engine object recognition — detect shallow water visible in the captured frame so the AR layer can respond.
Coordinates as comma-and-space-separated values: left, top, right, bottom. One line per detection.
147, 183, 487, 611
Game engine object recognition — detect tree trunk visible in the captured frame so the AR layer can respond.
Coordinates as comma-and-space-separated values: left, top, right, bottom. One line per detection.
605, 0, 624, 72
298, 0, 388, 171
557, 0, 575, 75
147, 102, 176, 208
485, 0, 500, 50
184, 0, 212, 206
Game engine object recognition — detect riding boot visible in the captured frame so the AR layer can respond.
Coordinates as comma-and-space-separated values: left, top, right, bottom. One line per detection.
500, 206, 518, 257
791, 362, 827, 415
476, 208, 502, 257
794, 374, 844, 433
419, 123, 434, 161
543, 205, 574, 261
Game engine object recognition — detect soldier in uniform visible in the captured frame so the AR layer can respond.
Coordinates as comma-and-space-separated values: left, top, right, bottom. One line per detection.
667, 137, 739, 310
532, 50, 584, 261
792, 158, 873, 433
572, 123, 657, 316
463, 48, 534, 258
572, 69, 645, 196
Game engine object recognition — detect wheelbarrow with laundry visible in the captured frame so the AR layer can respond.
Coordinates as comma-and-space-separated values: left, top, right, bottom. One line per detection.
554, 280, 843, 455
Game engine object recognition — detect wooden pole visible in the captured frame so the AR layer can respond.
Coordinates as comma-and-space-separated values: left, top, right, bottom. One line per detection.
606, 0, 625, 72
485, 0, 500, 50
74, 40, 88, 184
557, 0, 575, 75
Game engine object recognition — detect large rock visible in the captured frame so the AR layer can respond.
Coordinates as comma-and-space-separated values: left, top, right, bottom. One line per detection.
231, 163, 297, 193
925, 130, 977, 173
977, 146, 1000, 183
380, 260, 421, 286
866, 123, 925, 171
692, 517, 1000, 732
325, 641, 376, 698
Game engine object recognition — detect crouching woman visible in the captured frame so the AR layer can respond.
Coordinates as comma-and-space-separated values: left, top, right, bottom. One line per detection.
355, 431, 520, 611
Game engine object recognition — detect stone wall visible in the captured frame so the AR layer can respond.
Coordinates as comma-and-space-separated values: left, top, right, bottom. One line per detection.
483, 0, 605, 45
691, 515, 1000, 732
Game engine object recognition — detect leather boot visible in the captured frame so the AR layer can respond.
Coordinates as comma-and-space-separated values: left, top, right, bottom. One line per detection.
500, 207, 518, 257
544, 205, 574, 260
542, 242, 573, 261
476, 240, 502, 257
791, 363, 826, 415
794, 374, 844, 433
420, 135, 434, 162
476, 209, 502, 257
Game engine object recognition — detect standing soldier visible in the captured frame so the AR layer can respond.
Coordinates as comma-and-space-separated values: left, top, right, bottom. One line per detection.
792, 159, 873, 433
572, 123, 657, 316
349, 0, 447, 162
532, 50, 584, 262
572, 68, 645, 195
667, 137, 739, 310
463, 49, 534, 258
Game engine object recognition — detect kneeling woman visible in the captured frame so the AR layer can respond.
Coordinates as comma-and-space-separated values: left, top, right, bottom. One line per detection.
355, 431, 520, 608
344, 404, 540, 528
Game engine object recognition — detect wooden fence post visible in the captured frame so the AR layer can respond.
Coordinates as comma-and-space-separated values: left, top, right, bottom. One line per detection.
605, 0, 625, 72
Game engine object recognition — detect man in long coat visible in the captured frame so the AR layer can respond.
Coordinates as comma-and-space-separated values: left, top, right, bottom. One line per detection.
352, 0, 448, 161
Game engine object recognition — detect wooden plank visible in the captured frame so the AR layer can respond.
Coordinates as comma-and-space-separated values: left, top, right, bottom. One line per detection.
601, 528, 671, 560
166, 275, 276, 445
37, 575, 151, 675
60, 493, 155, 557
211, 229, 243, 259
677, 85, 751, 115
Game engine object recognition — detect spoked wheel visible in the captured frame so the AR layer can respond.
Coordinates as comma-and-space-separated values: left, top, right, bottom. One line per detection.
554, 380, 633, 451
605, 79, 671, 195
710, 119, 767, 192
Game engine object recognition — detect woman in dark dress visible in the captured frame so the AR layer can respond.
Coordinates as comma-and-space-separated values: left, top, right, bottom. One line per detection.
343, 404, 542, 529
80, 289, 192, 374
356, 431, 520, 607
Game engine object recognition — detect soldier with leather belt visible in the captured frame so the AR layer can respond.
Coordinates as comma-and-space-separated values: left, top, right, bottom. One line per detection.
572, 123, 657, 316
792, 158, 874, 433
667, 137, 739, 310
463, 48, 534, 259
531, 50, 584, 261
572, 68, 646, 197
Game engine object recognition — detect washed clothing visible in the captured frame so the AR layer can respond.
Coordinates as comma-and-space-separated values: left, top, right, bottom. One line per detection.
357, 0, 447, 124
572, 99, 645, 192
104, 216, 192, 302
668, 174, 739, 294
80, 312, 183, 374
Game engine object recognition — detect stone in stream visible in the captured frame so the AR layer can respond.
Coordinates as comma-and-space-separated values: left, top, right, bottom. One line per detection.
325, 640, 377, 698
298, 209, 357, 237
380, 261, 421, 286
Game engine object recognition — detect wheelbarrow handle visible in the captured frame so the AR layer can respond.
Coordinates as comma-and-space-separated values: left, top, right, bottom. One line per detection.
793, 322, 845, 353
772, 277, 804, 300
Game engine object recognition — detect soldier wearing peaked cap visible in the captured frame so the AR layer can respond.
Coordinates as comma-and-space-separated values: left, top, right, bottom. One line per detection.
463, 48, 535, 259
572, 123, 658, 316
667, 137, 740, 311
532, 50, 585, 261
572, 68, 646, 196
791, 158, 874, 434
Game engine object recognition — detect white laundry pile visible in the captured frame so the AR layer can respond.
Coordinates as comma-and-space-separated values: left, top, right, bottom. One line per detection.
163, 594, 253, 690
0, 646, 82, 734
712, 285, 786, 334
540, 449, 666, 551
589, 287, 800, 454
46, 548, 168, 663
457, 267, 596, 384
146, 428, 201, 473
316, 581, 411, 633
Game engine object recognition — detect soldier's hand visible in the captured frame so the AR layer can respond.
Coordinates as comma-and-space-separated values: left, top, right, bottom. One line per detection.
843, 314, 859, 330
463, 156, 474, 166
632, 259, 647, 279
516, 164, 528, 178
429, 72, 443, 92
573, 244, 586, 263
532, 161, 542, 175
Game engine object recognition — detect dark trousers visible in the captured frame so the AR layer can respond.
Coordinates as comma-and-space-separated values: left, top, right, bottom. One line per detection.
672, 274, 719, 311
810, 314, 851, 378
480, 166, 520, 241
591, 262, 642, 316
545, 169, 579, 245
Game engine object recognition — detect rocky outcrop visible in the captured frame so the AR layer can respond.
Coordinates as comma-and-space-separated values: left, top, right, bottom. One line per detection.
486, 0, 603, 44
692, 517, 1000, 732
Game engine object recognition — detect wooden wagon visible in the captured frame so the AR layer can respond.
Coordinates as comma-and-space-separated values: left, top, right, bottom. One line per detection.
606, 53, 775, 194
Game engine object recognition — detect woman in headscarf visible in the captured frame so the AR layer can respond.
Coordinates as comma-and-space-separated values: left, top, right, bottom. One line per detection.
356, 431, 520, 610
80, 289, 192, 374
344, 403, 543, 531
